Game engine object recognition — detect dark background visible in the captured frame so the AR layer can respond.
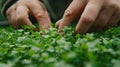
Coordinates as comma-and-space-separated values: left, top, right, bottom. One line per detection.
0, 2, 5, 21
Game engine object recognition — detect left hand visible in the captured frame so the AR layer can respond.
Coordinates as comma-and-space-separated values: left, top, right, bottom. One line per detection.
56, 0, 120, 34
6, 0, 51, 30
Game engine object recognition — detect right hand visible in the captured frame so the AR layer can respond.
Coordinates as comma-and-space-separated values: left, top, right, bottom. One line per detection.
6, 0, 51, 30
56, 0, 120, 34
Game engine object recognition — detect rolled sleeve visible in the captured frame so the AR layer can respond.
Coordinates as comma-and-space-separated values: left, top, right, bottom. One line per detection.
1, 0, 18, 18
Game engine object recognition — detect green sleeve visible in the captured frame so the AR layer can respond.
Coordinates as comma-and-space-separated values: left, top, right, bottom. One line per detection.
1, 0, 72, 22
1, 0, 18, 18
0, 0, 46, 19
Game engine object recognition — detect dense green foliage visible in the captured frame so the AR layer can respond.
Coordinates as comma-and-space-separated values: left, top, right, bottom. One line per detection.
0, 25, 120, 67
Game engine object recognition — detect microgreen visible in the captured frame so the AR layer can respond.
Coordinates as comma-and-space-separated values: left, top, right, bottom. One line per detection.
0, 25, 120, 67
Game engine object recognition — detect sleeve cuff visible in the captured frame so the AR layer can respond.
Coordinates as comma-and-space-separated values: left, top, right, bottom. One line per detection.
1, 0, 18, 18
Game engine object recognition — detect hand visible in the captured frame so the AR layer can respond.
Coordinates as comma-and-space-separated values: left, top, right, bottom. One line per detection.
56, 0, 120, 34
6, 0, 51, 30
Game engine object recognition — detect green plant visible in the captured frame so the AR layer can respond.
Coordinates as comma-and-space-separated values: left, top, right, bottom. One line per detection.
0, 25, 120, 67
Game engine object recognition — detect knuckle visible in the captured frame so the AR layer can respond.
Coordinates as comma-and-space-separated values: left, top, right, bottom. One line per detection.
82, 16, 94, 24
6, 8, 13, 16
64, 9, 73, 19
36, 12, 46, 19
109, 1, 117, 9
6, 9, 10, 16
17, 14, 27, 21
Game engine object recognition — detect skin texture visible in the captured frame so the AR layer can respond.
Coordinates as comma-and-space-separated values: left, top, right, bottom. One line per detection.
56, 0, 120, 34
6, 0, 51, 30
6, 0, 120, 34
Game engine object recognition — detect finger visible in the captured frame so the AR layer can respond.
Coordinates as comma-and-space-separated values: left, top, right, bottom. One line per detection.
104, 9, 120, 29
28, 1, 51, 30
55, 19, 61, 29
104, 1, 120, 29
6, 4, 19, 28
75, 0, 104, 34
57, 0, 86, 33
16, 3, 34, 28
91, 2, 117, 31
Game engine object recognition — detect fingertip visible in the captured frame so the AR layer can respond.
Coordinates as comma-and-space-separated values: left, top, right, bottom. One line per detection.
74, 28, 78, 34
55, 19, 61, 29
33, 27, 39, 32
75, 26, 87, 34
12, 25, 20, 29
75, 27, 81, 34
39, 23, 52, 31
